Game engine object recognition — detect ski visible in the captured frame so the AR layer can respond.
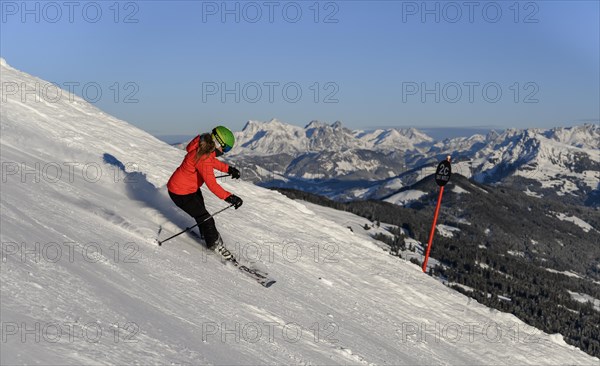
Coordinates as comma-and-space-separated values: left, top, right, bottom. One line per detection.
232, 261, 277, 288
220, 253, 277, 288
186, 230, 276, 288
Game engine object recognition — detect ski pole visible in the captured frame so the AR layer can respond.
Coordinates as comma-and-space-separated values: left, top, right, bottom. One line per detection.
157, 205, 234, 246
215, 174, 231, 179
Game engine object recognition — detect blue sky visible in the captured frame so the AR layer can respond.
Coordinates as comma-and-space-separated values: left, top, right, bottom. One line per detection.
1, 1, 598, 136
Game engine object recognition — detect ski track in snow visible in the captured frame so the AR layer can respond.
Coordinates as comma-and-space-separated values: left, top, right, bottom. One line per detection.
1, 59, 598, 365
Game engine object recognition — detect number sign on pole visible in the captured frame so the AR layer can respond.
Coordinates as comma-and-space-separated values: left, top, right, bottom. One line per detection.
422, 156, 452, 273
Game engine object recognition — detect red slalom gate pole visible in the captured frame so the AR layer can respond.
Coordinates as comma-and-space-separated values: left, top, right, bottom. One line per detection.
422, 185, 445, 272
422, 155, 452, 273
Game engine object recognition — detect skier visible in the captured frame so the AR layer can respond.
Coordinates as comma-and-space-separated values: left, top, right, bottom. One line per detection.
167, 126, 243, 258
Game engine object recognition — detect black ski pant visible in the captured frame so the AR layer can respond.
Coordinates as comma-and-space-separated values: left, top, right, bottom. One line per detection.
168, 189, 220, 247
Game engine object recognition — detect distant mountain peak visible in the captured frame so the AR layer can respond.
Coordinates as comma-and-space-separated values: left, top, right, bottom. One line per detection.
305, 120, 327, 129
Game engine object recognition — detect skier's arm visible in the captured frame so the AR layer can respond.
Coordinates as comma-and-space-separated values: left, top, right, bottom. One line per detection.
214, 157, 240, 178
213, 158, 230, 174
198, 165, 231, 200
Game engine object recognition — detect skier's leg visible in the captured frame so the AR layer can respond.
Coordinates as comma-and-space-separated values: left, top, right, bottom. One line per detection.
168, 190, 220, 247
168, 191, 198, 215
191, 190, 221, 248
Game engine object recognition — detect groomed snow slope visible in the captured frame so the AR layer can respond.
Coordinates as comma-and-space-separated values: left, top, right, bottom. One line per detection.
1, 59, 597, 365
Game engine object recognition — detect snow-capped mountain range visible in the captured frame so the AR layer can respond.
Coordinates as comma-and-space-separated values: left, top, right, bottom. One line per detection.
231, 119, 433, 156
220, 119, 599, 205
4, 58, 598, 364
471, 126, 599, 187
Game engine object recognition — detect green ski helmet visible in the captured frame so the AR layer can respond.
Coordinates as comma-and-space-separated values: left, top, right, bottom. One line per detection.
212, 126, 235, 153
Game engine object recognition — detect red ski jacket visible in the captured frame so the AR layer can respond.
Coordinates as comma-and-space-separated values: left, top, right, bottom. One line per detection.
167, 135, 231, 199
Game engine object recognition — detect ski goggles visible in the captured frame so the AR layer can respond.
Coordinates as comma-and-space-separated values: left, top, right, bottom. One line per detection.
212, 129, 232, 153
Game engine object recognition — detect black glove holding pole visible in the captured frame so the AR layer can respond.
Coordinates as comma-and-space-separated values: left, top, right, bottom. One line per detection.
228, 166, 241, 179
225, 194, 243, 209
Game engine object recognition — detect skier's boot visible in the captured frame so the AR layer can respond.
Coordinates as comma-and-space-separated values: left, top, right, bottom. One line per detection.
213, 236, 233, 260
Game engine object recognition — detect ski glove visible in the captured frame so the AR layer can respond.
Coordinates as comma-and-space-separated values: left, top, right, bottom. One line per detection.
228, 166, 241, 179
225, 194, 243, 209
